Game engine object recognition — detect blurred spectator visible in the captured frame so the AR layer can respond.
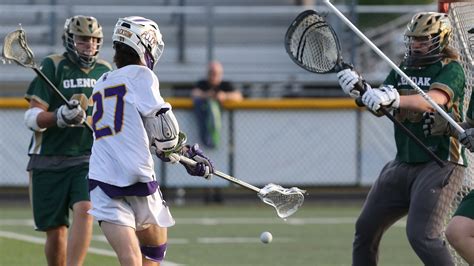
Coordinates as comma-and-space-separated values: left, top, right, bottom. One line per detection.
191, 60, 243, 149
191, 61, 243, 204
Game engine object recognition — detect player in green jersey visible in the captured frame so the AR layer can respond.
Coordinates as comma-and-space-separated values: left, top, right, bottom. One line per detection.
439, 86, 474, 264
337, 12, 465, 266
23, 15, 111, 266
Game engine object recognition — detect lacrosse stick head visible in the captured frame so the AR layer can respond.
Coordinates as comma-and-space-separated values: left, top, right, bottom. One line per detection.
258, 183, 306, 219
2, 28, 36, 68
285, 10, 344, 73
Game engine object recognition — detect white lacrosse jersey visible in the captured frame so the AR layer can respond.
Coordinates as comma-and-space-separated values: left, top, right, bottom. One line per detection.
89, 65, 167, 186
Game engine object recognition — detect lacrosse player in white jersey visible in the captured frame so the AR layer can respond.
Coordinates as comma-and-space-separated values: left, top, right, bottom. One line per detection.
88, 16, 214, 265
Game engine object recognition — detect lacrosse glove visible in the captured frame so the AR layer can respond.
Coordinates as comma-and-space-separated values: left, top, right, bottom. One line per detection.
361, 85, 400, 112
337, 68, 363, 98
459, 128, 474, 152
180, 144, 214, 179
55, 100, 86, 128
422, 109, 452, 137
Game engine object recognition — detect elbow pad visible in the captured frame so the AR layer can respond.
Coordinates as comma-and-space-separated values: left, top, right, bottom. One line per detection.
24, 107, 46, 132
142, 105, 180, 152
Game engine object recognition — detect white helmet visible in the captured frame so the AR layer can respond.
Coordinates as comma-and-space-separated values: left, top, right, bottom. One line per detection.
112, 16, 164, 70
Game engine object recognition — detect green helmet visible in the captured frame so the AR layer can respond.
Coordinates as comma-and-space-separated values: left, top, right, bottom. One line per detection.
403, 12, 452, 68
63, 15, 103, 68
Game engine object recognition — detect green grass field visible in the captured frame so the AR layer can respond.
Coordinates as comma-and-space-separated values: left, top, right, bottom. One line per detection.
0, 201, 421, 266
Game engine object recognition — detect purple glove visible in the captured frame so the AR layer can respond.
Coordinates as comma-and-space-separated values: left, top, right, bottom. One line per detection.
181, 144, 214, 179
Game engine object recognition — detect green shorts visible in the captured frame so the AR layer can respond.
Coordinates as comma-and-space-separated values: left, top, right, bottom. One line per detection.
31, 163, 89, 231
453, 189, 474, 219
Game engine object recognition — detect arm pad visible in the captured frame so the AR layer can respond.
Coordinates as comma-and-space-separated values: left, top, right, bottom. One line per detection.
142, 105, 180, 152
24, 107, 46, 132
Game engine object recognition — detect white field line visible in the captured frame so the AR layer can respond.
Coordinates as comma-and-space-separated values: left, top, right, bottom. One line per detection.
0, 217, 406, 226
0, 230, 182, 266
92, 235, 291, 244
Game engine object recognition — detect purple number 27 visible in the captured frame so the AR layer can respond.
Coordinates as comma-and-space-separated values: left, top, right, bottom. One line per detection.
92, 85, 127, 139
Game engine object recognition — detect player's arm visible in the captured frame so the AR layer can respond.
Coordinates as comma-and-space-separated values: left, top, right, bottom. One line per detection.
399, 88, 449, 113
25, 99, 55, 130
24, 98, 86, 131
142, 105, 214, 179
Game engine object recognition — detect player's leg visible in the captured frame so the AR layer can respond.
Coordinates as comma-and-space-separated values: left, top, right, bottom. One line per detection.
45, 226, 68, 266
136, 225, 168, 266
130, 188, 175, 265
406, 161, 458, 266
66, 164, 93, 266
445, 190, 474, 264
101, 221, 142, 265
67, 200, 92, 265
89, 186, 143, 265
352, 160, 408, 266
31, 168, 71, 266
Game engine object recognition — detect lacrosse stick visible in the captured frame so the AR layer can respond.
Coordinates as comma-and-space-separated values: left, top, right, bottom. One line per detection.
2, 27, 93, 132
322, 0, 464, 134
285, 9, 445, 167
179, 155, 305, 219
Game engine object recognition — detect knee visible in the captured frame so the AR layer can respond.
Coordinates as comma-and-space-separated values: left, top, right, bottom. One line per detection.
141, 243, 167, 262
355, 216, 375, 235
445, 219, 464, 248
73, 201, 92, 216
46, 226, 67, 243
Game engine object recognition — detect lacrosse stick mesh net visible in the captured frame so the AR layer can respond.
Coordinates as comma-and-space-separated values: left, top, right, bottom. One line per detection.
286, 11, 339, 73
2, 29, 35, 67
435, 3, 474, 265
258, 183, 305, 219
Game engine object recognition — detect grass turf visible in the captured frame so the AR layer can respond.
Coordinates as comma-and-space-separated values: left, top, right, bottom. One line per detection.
0, 201, 420, 266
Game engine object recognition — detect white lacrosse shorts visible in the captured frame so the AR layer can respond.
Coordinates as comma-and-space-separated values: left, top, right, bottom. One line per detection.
89, 186, 175, 231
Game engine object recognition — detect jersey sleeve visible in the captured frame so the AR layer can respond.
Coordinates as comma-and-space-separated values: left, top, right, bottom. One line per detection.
133, 68, 167, 116
24, 57, 57, 109
430, 61, 465, 107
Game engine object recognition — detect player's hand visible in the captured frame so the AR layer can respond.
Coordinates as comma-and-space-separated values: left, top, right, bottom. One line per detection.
422, 111, 452, 137
155, 147, 181, 164
153, 132, 187, 164
55, 100, 86, 128
361, 85, 399, 112
459, 128, 474, 152
181, 144, 214, 179
337, 69, 363, 98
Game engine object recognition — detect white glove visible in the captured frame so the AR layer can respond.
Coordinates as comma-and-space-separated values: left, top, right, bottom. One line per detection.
337, 69, 362, 98
361, 85, 400, 112
56, 100, 86, 128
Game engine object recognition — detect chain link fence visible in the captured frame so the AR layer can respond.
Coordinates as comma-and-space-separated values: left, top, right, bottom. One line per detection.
0, 98, 395, 188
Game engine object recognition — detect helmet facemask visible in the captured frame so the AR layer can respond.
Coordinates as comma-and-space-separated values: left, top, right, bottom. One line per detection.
63, 16, 103, 68
403, 12, 452, 68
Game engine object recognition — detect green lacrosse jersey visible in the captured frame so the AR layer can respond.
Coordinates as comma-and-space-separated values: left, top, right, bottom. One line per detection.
384, 59, 466, 165
25, 53, 112, 156
465, 91, 474, 123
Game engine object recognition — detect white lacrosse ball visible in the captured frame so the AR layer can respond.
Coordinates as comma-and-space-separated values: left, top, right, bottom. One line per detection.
260, 231, 273, 244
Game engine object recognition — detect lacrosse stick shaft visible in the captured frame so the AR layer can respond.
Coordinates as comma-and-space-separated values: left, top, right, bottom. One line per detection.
323, 0, 464, 134
178, 155, 261, 193
353, 83, 445, 167
32, 67, 94, 132
380, 108, 445, 167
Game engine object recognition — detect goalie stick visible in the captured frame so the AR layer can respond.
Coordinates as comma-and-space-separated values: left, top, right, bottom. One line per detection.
178, 155, 306, 219
1, 27, 93, 132
284, 9, 445, 167
321, 0, 464, 134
